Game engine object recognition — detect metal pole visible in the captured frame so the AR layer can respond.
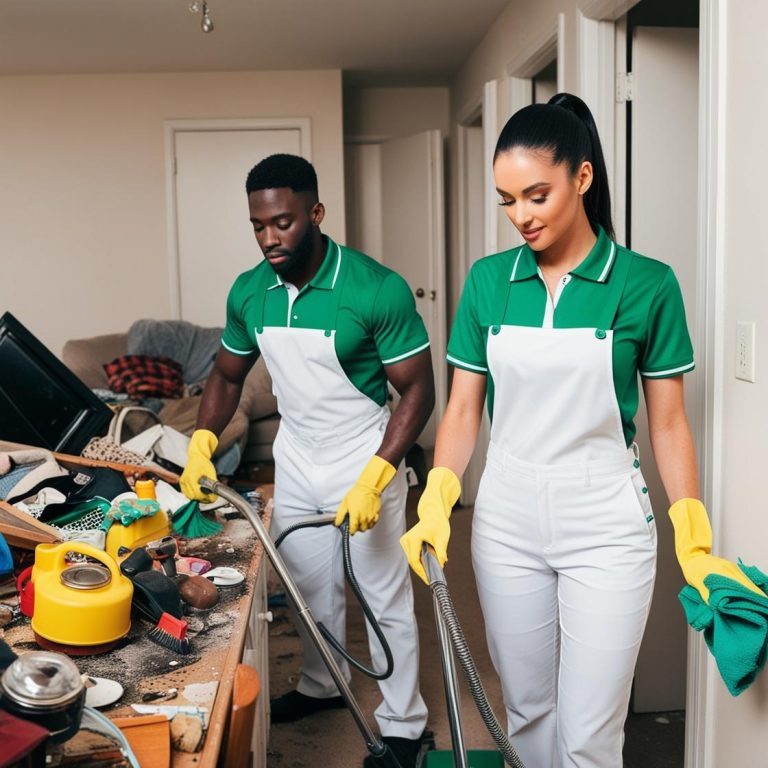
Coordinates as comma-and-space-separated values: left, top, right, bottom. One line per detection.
425, 548, 470, 768
200, 478, 391, 760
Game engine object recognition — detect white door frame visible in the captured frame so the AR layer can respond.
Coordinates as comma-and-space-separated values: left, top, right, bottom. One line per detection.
164, 117, 311, 318
579, 2, 723, 766
691, 4, 726, 766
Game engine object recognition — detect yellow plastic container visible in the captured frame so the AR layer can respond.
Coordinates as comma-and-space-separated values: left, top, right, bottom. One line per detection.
105, 507, 172, 562
31, 541, 133, 647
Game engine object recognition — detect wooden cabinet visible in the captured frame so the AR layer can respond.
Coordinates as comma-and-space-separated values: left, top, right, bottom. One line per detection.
242, 558, 271, 768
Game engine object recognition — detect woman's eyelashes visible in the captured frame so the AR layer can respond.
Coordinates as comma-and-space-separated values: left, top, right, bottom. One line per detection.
497, 194, 549, 207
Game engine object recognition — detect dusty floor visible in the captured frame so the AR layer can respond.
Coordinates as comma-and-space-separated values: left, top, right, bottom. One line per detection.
263, 488, 684, 768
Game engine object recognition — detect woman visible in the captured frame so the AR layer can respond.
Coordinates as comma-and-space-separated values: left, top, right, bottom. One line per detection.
400, 93, 759, 767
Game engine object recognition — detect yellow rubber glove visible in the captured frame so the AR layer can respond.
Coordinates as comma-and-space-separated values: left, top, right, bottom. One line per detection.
335, 455, 397, 535
400, 467, 461, 585
669, 498, 764, 603
179, 429, 219, 503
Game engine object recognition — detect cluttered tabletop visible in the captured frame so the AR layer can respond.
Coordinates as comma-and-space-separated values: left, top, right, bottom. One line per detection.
0, 449, 272, 768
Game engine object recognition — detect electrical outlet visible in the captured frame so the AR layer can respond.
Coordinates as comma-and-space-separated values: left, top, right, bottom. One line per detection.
736, 321, 756, 382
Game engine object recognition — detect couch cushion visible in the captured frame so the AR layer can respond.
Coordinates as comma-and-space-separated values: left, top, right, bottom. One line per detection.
62, 333, 128, 389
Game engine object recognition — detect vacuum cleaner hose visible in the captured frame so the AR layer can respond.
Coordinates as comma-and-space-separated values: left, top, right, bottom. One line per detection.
430, 582, 526, 768
274, 517, 395, 681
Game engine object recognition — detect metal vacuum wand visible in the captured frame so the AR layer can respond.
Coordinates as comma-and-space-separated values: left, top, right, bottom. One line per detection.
198, 477, 402, 767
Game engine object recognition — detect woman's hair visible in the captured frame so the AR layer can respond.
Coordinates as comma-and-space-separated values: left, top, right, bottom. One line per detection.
494, 93, 614, 240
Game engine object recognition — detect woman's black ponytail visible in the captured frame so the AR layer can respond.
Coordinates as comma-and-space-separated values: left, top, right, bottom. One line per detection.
494, 92, 614, 240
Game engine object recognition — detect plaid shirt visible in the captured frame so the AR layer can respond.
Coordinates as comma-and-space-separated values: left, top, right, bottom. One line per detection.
104, 354, 184, 399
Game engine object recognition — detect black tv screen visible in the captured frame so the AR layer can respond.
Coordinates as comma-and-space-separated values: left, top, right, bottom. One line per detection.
0, 312, 112, 453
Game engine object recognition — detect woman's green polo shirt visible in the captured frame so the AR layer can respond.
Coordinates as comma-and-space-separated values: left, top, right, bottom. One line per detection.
447, 228, 695, 446
222, 237, 429, 406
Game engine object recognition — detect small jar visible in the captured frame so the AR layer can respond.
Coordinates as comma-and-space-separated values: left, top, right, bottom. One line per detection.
0, 651, 86, 742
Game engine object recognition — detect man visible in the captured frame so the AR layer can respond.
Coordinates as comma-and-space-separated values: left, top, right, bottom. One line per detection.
180, 154, 433, 768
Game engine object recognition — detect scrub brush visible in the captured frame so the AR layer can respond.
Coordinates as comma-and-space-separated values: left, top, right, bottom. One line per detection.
148, 612, 191, 655
172, 500, 223, 538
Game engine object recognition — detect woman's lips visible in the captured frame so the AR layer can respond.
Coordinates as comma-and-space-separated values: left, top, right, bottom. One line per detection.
522, 227, 543, 243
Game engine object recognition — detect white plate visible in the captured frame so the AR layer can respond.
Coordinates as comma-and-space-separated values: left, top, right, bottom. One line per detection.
85, 677, 124, 708
203, 566, 244, 586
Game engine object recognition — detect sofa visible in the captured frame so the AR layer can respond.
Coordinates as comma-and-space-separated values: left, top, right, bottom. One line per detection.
62, 326, 280, 464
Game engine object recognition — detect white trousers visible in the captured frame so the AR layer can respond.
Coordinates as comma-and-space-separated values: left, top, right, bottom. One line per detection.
472, 443, 657, 768
271, 425, 428, 739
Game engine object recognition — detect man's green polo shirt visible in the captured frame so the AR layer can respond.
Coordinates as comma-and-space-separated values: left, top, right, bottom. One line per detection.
447, 227, 694, 446
222, 237, 429, 406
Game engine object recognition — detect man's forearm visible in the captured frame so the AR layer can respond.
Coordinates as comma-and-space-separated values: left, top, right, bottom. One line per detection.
376, 381, 434, 468
195, 370, 245, 437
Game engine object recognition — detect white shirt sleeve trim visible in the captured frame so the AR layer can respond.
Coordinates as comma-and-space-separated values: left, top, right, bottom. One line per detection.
446, 354, 488, 372
221, 339, 256, 356
381, 341, 430, 365
640, 361, 695, 378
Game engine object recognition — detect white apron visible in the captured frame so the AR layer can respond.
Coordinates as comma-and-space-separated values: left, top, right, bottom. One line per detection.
472, 251, 657, 768
256, 264, 427, 739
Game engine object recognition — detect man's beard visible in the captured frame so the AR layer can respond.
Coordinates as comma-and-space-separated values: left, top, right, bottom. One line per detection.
269, 224, 315, 278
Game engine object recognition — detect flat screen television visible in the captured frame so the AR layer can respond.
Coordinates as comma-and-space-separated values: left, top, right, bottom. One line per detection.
0, 312, 112, 453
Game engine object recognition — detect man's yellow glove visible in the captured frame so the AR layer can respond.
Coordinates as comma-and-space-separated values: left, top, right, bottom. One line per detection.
400, 467, 461, 585
335, 455, 396, 535
179, 429, 219, 503
669, 498, 764, 603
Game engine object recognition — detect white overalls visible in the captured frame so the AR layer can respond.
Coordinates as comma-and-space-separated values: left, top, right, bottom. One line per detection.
472, 254, 657, 767
258, 268, 428, 739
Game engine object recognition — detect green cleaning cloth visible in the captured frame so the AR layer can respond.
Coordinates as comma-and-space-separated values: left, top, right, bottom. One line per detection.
172, 500, 223, 538
679, 560, 768, 696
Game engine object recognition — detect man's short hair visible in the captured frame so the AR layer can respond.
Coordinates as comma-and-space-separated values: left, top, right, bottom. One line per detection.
245, 154, 318, 196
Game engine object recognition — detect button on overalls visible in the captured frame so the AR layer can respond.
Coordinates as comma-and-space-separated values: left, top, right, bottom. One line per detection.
472, 251, 657, 767
257, 254, 428, 739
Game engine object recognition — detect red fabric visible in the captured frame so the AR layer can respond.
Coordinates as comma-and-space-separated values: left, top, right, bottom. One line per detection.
104, 354, 184, 399
0, 710, 49, 766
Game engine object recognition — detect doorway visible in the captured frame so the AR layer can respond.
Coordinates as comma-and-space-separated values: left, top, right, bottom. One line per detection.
532, 59, 558, 104
343, 132, 447, 449
617, 0, 700, 730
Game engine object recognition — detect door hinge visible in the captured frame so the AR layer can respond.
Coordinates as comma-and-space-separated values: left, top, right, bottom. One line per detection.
616, 72, 634, 103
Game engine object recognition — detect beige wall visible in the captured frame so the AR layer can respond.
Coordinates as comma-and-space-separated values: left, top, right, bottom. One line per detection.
344, 86, 450, 140
711, 0, 768, 761
452, 0, 581, 120
0, 70, 344, 356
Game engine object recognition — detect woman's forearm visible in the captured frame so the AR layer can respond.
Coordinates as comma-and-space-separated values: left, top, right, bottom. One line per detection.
644, 376, 699, 505
433, 385, 485, 478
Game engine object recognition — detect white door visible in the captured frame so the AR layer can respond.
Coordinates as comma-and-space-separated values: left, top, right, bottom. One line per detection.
171, 123, 306, 327
629, 25, 699, 714
379, 131, 447, 448
344, 131, 446, 449
456, 123, 490, 506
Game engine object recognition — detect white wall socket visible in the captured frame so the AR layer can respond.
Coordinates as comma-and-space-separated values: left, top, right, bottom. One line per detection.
736, 321, 756, 382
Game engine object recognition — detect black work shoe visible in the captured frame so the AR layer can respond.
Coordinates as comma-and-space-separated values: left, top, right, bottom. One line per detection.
270, 690, 346, 723
363, 734, 425, 768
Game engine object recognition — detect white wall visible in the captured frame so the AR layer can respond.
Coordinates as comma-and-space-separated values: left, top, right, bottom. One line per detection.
709, 0, 768, 761
0, 70, 345, 356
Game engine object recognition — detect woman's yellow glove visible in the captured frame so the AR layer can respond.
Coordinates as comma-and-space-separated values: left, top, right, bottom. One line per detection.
400, 467, 461, 585
335, 455, 396, 535
179, 429, 219, 503
669, 498, 764, 603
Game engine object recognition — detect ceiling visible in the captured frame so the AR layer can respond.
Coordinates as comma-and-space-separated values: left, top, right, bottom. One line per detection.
1, 0, 512, 86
